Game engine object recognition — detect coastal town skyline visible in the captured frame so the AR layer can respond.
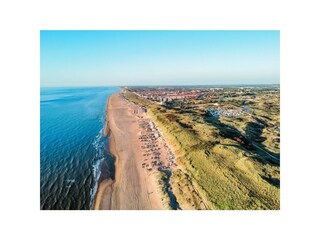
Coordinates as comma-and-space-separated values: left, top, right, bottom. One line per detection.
40, 30, 280, 87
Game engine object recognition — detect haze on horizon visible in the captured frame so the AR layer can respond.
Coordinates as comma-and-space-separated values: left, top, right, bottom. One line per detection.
40, 30, 280, 87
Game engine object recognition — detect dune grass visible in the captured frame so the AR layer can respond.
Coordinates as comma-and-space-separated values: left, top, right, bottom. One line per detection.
148, 105, 280, 210
123, 90, 280, 210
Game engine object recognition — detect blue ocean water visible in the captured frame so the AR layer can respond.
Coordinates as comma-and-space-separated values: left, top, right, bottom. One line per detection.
40, 87, 118, 210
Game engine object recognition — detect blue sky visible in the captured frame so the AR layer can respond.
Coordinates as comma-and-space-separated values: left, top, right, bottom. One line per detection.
40, 30, 280, 87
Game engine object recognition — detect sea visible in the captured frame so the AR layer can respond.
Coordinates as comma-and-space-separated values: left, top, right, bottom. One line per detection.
40, 87, 118, 210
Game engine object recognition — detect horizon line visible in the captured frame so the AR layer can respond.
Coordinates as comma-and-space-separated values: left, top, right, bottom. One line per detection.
40, 83, 280, 88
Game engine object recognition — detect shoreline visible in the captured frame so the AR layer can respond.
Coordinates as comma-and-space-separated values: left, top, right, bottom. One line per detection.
93, 179, 113, 209
93, 97, 115, 210
94, 92, 165, 210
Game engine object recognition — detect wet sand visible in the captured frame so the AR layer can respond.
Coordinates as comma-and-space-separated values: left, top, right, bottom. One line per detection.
93, 179, 113, 209
94, 93, 164, 210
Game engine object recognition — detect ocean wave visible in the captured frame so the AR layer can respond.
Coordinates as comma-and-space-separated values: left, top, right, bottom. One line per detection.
66, 179, 76, 183
89, 128, 106, 209
41, 87, 119, 210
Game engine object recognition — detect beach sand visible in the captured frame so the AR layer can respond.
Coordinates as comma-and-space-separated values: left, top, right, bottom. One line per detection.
93, 179, 113, 209
94, 93, 164, 210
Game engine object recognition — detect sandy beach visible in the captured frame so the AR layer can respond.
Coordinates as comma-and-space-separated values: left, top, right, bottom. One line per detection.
93, 179, 113, 209
94, 93, 164, 210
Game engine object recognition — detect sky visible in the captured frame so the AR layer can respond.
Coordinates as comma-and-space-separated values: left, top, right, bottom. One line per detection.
40, 30, 280, 87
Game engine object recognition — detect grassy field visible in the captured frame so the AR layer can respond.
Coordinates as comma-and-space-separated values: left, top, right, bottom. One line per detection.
123, 88, 280, 210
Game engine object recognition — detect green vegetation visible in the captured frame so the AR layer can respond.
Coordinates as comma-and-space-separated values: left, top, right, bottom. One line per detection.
122, 90, 150, 106
126, 87, 280, 210
156, 171, 173, 210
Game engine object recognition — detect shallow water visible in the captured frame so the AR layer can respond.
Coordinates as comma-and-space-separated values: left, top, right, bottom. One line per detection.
40, 87, 118, 210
